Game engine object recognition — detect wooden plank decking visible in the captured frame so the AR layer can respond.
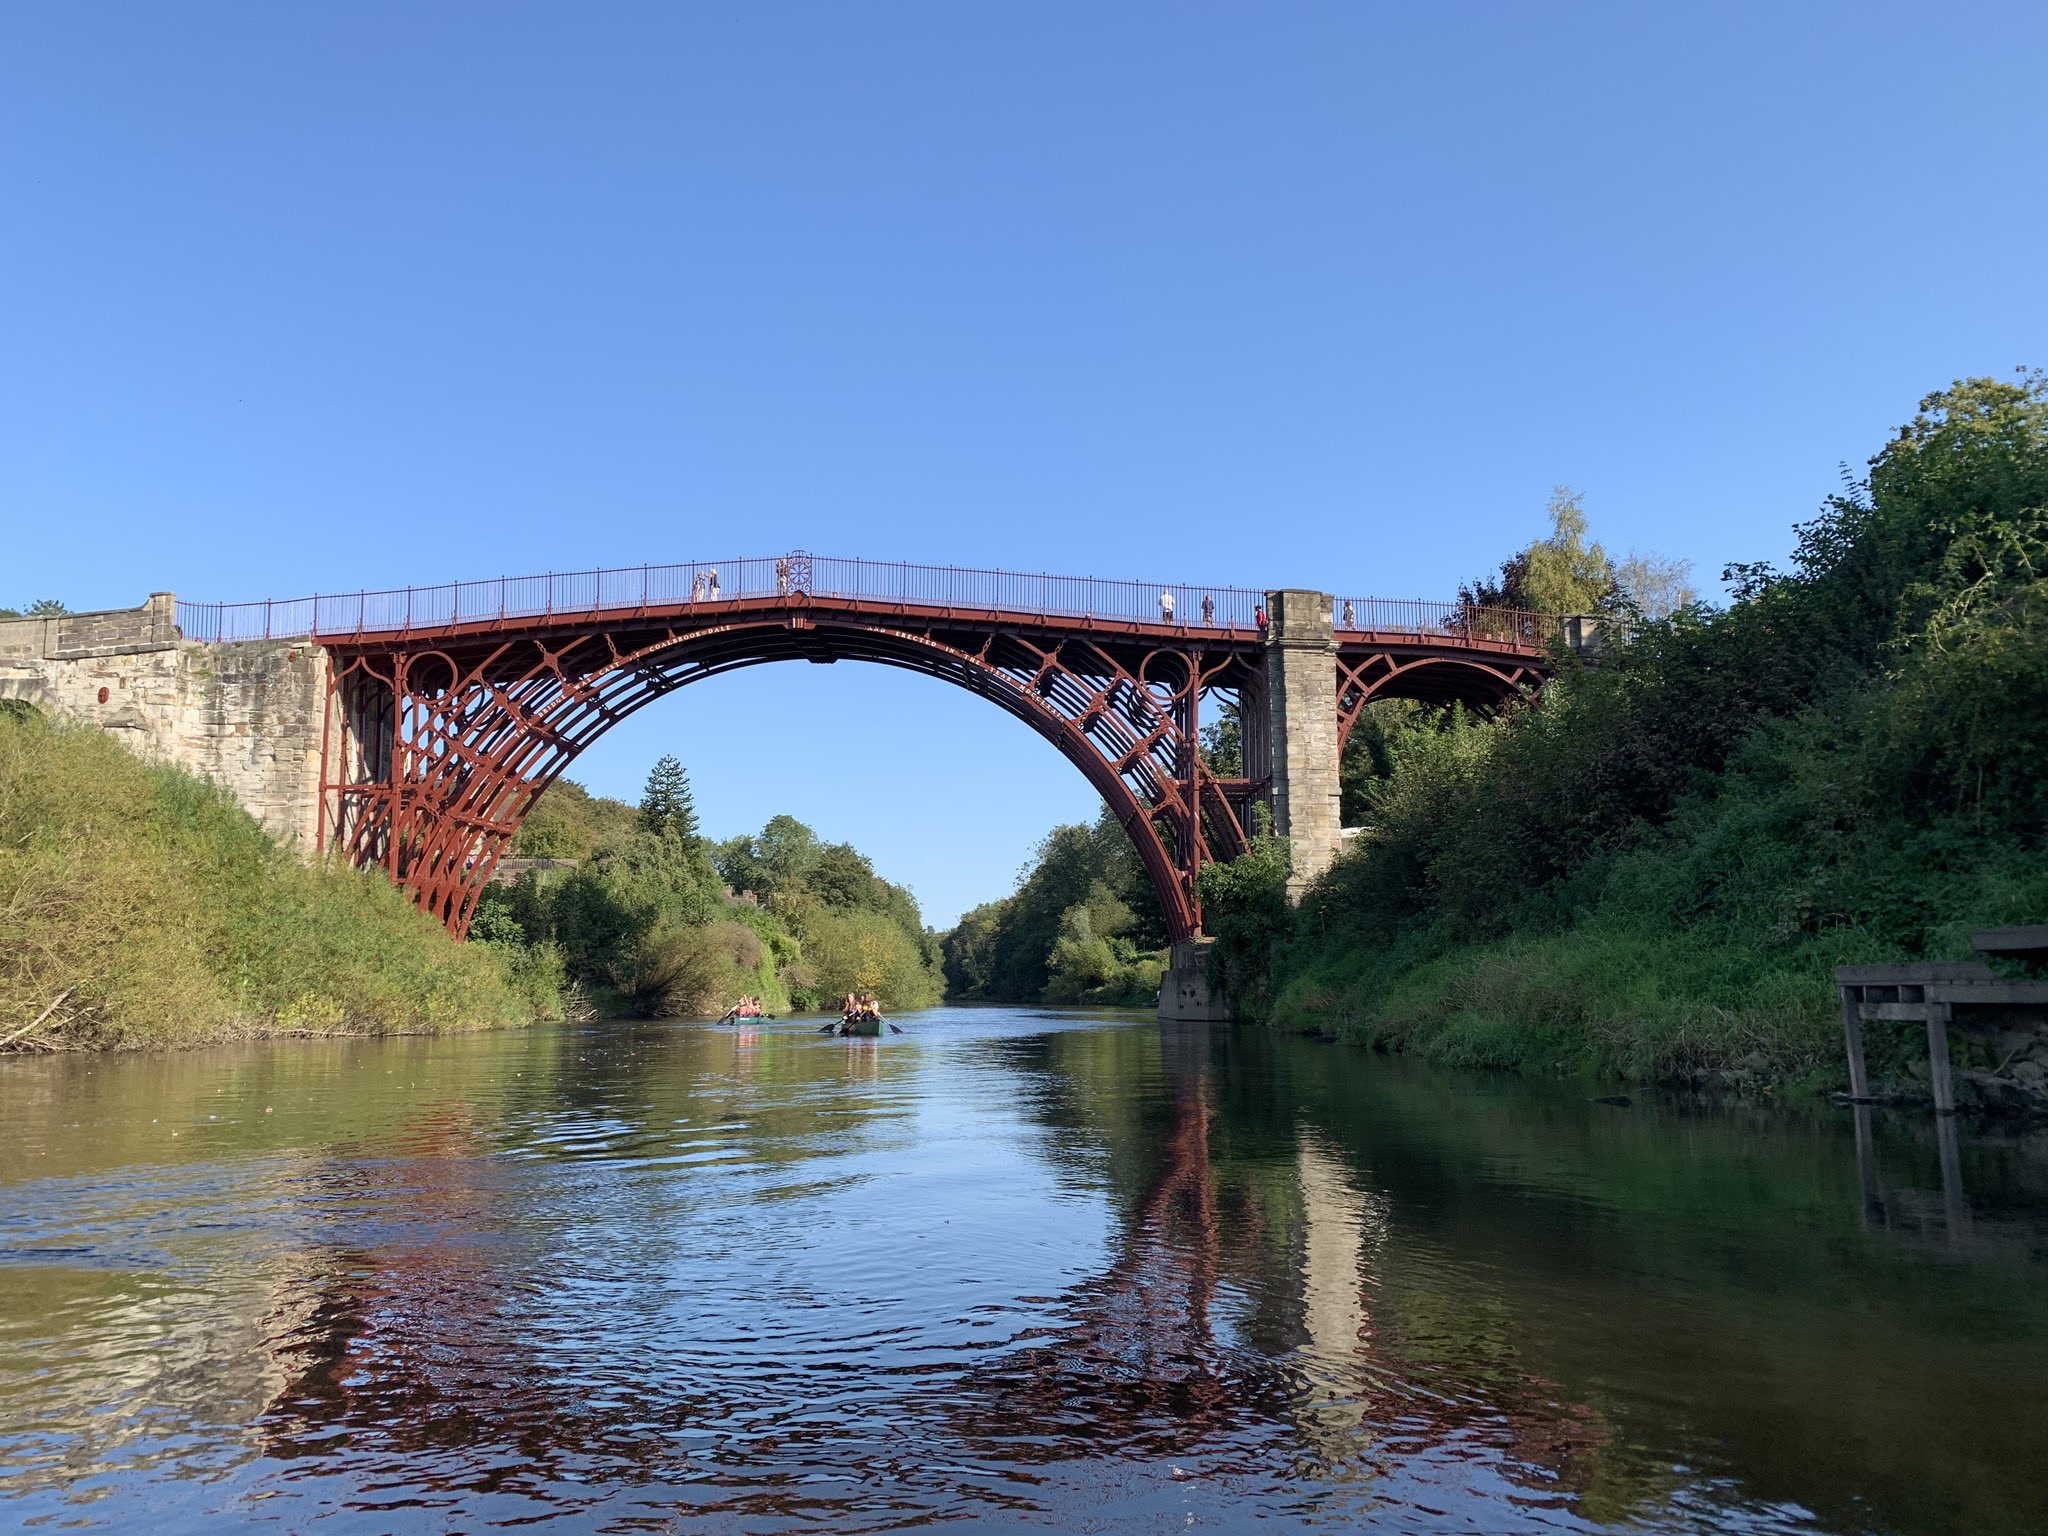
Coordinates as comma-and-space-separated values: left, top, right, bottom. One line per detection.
1835, 927, 2048, 1113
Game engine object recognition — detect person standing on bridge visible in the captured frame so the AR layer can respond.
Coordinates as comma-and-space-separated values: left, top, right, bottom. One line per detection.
691, 571, 706, 603
1342, 599, 1355, 628
775, 558, 791, 596
1200, 593, 1214, 626
1159, 590, 1175, 625
705, 569, 721, 599
1254, 603, 1266, 630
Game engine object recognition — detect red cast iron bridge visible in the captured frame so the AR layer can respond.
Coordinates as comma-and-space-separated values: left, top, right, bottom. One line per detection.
176, 553, 1564, 953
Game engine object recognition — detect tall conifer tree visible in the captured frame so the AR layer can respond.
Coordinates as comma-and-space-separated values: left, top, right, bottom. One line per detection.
639, 754, 698, 841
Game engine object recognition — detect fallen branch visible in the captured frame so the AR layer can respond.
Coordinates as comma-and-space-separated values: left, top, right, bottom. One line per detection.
0, 988, 75, 1049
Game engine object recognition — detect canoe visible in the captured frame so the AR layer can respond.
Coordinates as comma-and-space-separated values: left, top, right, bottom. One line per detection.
840, 1016, 884, 1037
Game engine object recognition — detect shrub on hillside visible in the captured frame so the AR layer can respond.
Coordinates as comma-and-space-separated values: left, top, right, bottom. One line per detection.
1259, 373, 2048, 1087
0, 712, 540, 1048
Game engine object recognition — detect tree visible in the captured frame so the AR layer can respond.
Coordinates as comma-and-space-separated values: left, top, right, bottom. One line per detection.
1194, 826, 1292, 1020
1458, 549, 1533, 615
941, 902, 1004, 996
1521, 486, 1615, 615
638, 754, 698, 841
938, 809, 1167, 1001
1612, 550, 1699, 621
511, 778, 637, 858
0, 599, 67, 620
1199, 700, 1243, 776
811, 841, 882, 908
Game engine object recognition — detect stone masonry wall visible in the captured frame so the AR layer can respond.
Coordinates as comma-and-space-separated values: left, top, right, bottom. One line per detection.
1262, 588, 1342, 899
0, 595, 328, 847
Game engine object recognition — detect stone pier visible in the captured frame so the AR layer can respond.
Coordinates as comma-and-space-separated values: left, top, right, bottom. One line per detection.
1260, 587, 1342, 897
1159, 587, 1347, 1020
1158, 937, 1233, 1023
0, 596, 327, 847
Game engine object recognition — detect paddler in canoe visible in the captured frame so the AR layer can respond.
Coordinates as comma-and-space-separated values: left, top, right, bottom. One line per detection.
832, 992, 887, 1036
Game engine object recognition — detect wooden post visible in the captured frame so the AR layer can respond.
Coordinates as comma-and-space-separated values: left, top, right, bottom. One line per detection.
1838, 984, 1871, 1100
1925, 1000, 1957, 1115
1852, 1104, 1885, 1229
1935, 1107, 1972, 1247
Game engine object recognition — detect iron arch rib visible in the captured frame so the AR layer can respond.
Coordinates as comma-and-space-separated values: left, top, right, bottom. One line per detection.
1336, 651, 1541, 753
319, 616, 1246, 944
312, 590, 1555, 945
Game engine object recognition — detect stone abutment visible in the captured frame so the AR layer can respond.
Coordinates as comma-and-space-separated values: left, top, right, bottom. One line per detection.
0, 596, 326, 847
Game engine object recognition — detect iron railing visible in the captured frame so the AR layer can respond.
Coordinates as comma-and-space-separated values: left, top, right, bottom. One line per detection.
172, 554, 1557, 648
1335, 594, 1564, 648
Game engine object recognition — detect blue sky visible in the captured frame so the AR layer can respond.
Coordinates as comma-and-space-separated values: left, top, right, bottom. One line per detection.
5, 3, 2044, 925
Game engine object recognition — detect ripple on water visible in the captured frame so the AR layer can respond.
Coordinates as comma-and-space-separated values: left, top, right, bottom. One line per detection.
2, 1012, 2046, 1534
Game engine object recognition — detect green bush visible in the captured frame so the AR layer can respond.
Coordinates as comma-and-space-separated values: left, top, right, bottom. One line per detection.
1043, 881, 1165, 1006
795, 905, 943, 1009
1194, 825, 1292, 1021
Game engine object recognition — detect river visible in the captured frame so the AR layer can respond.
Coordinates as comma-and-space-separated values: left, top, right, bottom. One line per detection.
2, 1009, 2044, 1533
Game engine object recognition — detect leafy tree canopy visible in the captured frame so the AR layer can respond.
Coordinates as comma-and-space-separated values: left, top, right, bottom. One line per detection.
1521, 486, 1615, 615
939, 808, 1167, 1002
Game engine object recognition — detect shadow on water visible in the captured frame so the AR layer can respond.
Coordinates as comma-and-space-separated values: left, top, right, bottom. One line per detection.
1, 1011, 2045, 1532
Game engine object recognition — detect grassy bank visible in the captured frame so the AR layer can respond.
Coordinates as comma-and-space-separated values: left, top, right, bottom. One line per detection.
0, 710, 553, 1051
1206, 374, 2048, 1101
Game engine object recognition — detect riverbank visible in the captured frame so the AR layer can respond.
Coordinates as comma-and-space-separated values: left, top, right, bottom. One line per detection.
0, 710, 555, 1051
1211, 375, 2048, 1107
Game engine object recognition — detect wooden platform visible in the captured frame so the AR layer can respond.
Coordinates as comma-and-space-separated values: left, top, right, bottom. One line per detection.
1835, 927, 2048, 1113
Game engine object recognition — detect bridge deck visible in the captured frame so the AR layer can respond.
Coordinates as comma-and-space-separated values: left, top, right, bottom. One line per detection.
171, 552, 1562, 656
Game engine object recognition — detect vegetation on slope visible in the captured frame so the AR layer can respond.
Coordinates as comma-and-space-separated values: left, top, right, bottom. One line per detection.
480, 759, 942, 1015
0, 709, 549, 1051
1204, 373, 2048, 1094
942, 810, 1170, 1007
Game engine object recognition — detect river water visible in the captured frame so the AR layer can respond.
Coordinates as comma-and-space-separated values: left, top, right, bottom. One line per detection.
2, 1010, 2045, 1534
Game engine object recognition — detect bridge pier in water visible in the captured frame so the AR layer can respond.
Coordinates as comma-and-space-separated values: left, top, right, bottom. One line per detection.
1161, 588, 1345, 1022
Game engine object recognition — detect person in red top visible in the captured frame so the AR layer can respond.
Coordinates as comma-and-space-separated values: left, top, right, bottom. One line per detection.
1254, 604, 1267, 629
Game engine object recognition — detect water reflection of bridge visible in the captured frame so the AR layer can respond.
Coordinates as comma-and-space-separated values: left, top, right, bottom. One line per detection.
942, 1023, 1609, 1505
237, 1022, 1613, 1525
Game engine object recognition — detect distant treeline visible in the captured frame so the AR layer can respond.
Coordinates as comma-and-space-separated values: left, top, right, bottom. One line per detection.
478, 762, 942, 1017
941, 811, 1170, 1008
1195, 372, 2048, 1096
